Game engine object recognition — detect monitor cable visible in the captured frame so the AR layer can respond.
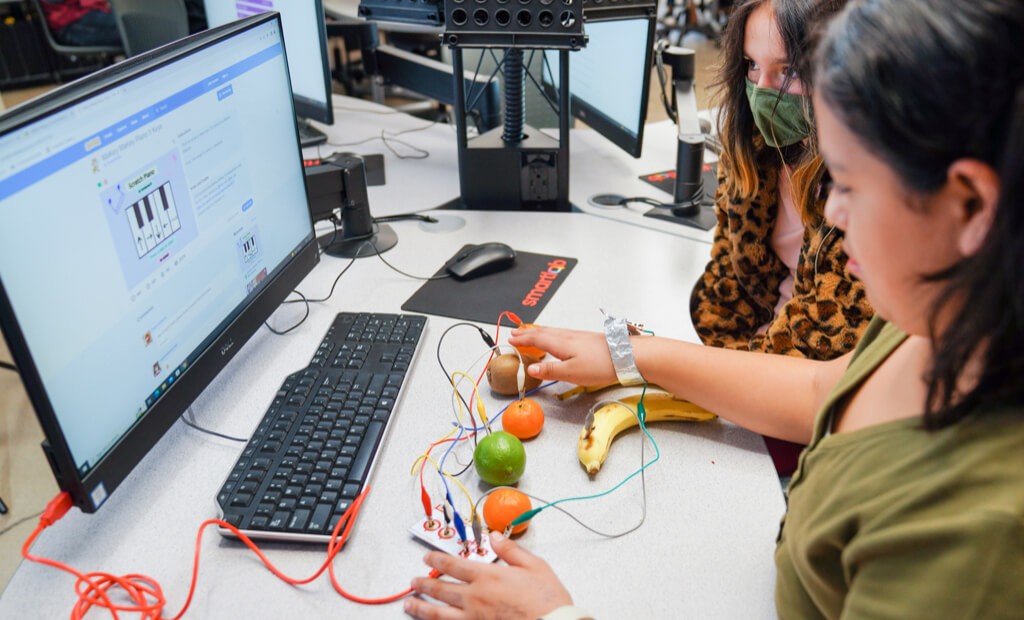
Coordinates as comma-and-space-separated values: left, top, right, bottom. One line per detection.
265, 290, 311, 336
373, 212, 438, 224
181, 407, 247, 443
0, 511, 43, 537
266, 226, 452, 337
323, 116, 436, 160
0, 360, 17, 372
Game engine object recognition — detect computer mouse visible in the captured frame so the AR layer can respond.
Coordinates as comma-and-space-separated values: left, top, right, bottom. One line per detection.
445, 242, 517, 280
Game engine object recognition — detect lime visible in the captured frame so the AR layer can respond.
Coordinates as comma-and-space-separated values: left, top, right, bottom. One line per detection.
474, 431, 527, 486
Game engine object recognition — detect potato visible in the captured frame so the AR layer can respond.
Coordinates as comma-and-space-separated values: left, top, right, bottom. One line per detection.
486, 353, 542, 396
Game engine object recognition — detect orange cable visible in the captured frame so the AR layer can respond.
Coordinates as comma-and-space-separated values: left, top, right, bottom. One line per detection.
22, 487, 433, 617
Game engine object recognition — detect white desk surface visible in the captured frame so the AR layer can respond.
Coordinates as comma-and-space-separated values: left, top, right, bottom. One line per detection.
306, 96, 717, 244
1, 209, 783, 618
570, 118, 719, 244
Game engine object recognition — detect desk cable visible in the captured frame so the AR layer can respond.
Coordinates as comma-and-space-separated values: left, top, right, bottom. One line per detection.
265, 227, 450, 337
20, 487, 436, 618
181, 406, 247, 444
323, 110, 437, 160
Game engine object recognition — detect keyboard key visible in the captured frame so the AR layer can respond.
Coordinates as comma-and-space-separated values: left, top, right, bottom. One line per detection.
349, 421, 384, 483
215, 312, 424, 542
309, 504, 332, 532
289, 509, 311, 531
269, 512, 290, 530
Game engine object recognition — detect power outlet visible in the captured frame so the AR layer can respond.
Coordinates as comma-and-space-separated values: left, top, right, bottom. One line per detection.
522, 153, 557, 201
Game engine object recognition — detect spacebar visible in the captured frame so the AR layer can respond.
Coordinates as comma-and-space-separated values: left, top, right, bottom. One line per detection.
349, 421, 384, 483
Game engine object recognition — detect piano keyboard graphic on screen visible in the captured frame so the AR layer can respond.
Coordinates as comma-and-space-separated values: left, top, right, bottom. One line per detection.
127, 182, 181, 258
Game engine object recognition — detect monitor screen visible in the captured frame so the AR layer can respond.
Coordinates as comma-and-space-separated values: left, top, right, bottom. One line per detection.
203, 0, 334, 130
0, 13, 318, 512
543, 17, 655, 158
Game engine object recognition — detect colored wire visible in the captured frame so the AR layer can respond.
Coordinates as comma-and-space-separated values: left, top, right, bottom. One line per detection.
509, 388, 660, 529
455, 381, 559, 432
436, 322, 495, 449
21, 486, 428, 618
411, 454, 475, 517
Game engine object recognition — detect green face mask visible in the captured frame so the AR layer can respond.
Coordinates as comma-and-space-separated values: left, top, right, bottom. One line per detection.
745, 78, 810, 147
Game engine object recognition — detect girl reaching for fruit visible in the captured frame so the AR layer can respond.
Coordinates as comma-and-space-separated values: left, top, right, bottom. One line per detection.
405, 0, 1024, 617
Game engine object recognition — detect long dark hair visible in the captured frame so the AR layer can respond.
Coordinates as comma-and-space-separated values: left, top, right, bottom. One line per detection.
714, 0, 846, 223
815, 0, 1024, 427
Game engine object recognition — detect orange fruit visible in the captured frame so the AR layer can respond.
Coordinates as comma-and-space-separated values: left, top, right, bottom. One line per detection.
474, 431, 526, 486
513, 323, 546, 362
501, 398, 545, 440
483, 488, 533, 535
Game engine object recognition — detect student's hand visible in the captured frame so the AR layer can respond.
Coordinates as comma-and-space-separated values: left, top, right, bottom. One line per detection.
508, 326, 617, 387
405, 531, 573, 620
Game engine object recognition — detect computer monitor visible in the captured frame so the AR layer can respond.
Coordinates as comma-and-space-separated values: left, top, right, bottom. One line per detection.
203, 0, 335, 147
0, 13, 318, 513
542, 16, 656, 158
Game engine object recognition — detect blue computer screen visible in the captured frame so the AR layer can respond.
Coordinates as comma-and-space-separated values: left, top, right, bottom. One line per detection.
0, 18, 312, 481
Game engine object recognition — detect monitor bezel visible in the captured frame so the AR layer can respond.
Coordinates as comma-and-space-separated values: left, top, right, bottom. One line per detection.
0, 13, 319, 513
542, 15, 656, 159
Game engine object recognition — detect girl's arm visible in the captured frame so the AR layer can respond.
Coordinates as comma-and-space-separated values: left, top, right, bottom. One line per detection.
510, 327, 852, 444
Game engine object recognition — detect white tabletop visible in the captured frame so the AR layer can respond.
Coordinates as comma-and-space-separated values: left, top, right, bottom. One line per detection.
570, 118, 719, 244
1, 209, 783, 618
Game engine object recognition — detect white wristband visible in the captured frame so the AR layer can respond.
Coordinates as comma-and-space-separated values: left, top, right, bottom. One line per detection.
603, 311, 645, 386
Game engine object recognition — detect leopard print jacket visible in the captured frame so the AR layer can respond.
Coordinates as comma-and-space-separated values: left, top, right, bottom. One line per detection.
690, 164, 874, 360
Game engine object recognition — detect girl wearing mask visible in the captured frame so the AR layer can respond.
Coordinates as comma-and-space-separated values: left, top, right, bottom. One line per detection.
406, 0, 1024, 617
695, 0, 873, 475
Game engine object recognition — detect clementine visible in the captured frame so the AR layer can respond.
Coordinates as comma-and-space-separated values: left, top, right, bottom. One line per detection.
482, 488, 533, 535
501, 398, 545, 439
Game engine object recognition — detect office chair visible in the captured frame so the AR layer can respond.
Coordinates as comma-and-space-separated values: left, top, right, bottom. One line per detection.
659, 0, 728, 46
27, 0, 124, 81
108, 0, 189, 57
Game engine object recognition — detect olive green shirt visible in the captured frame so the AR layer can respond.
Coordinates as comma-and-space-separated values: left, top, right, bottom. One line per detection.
775, 319, 1024, 619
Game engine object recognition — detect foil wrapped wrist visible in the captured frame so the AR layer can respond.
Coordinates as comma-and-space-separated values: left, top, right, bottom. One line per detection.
603, 312, 645, 386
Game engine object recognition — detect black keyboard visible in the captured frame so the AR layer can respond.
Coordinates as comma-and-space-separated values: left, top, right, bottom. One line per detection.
216, 311, 426, 542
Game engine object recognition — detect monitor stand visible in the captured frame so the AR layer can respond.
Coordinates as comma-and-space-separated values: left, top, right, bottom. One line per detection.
297, 117, 327, 147
319, 224, 397, 258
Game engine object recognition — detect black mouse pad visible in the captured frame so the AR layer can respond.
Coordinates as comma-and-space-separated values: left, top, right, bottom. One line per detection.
402, 246, 577, 326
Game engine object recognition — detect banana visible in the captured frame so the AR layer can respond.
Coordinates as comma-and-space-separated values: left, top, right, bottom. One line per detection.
577, 392, 717, 474
555, 382, 620, 400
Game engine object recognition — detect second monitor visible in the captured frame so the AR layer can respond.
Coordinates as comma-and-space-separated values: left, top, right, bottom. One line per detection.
542, 16, 656, 158
204, 0, 335, 147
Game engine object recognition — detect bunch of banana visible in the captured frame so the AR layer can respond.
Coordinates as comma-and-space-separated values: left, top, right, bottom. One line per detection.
578, 392, 717, 474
